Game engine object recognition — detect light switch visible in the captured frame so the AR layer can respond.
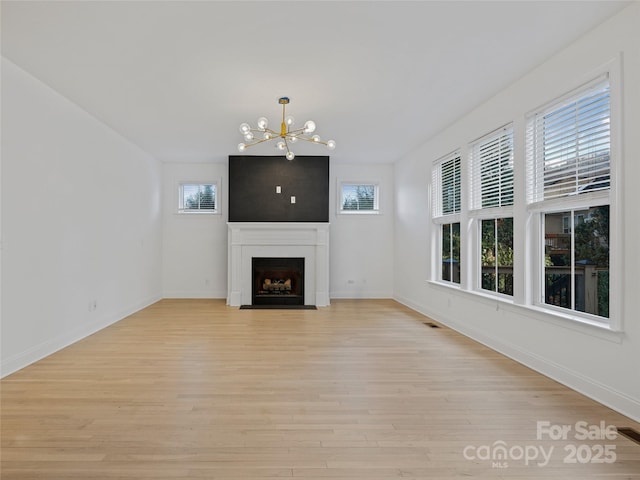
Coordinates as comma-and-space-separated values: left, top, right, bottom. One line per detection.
276, 185, 281, 194
290, 196, 296, 204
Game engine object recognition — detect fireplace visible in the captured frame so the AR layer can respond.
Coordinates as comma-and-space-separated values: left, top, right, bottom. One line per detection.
252, 257, 304, 306
227, 222, 330, 307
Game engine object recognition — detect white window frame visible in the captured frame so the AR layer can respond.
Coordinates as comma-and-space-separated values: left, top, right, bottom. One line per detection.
468, 124, 515, 298
338, 181, 380, 214
431, 151, 462, 285
178, 181, 219, 214
525, 57, 621, 330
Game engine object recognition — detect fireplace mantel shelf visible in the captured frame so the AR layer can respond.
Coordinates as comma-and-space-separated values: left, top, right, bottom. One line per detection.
227, 223, 330, 307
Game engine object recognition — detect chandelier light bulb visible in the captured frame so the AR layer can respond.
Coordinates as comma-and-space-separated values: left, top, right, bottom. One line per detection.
257, 117, 268, 130
286, 151, 295, 161
238, 143, 246, 152
303, 120, 316, 133
288, 136, 298, 143
276, 141, 286, 150
327, 140, 336, 150
285, 115, 295, 127
311, 135, 321, 143
244, 132, 254, 141
263, 132, 272, 140
239, 123, 251, 134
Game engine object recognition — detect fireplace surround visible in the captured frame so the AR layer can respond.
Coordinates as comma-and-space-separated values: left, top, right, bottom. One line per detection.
227, 223, 330, 307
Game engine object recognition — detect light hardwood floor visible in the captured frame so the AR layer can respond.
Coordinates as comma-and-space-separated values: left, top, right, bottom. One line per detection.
1, 299, 639, 479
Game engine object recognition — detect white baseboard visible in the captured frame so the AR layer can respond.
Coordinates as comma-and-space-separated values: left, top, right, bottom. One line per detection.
161, 290, 227, 299
330, 290, 392, 299
393, 294, 640, 423
1, 293, 161, 378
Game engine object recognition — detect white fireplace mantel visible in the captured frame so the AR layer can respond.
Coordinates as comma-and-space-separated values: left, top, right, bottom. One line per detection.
227, 223, 330, 307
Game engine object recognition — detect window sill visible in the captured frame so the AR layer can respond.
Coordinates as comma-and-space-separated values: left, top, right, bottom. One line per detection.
426, 280, 623, 343
175, 211, 220, 216
427, 279, 462, 291
339, 210, 381, 215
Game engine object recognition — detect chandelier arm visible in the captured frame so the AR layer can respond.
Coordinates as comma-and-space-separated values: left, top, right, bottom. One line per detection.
243, 137, 276, 148
249, 128, 278, 135
294, 136, 330, 147
286, 127, 307, 136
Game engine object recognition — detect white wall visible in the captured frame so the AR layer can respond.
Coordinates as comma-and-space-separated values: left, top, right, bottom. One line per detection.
160, 161, 395, 300
330, 163, 395, 298
394, 3, 640, 421
161, 162, 228, 298
1, 58, 163, 376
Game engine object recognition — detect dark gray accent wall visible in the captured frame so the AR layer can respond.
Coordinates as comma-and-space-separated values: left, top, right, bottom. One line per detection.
228, 155, 329, 222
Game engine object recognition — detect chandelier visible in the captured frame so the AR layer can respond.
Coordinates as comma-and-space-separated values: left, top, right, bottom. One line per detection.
237, 97, 335, 160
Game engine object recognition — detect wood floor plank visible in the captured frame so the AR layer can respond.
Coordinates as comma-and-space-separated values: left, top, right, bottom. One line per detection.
2, 299, 639, 478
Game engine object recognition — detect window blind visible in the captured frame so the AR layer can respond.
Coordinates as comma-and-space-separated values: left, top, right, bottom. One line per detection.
527, 76, 610, 204
470, 126, 514, 210
432, 153, 461, 217
180, 184, 216, 211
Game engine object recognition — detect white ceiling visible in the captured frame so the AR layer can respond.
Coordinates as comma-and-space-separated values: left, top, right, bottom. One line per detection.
1, 1, 631, 164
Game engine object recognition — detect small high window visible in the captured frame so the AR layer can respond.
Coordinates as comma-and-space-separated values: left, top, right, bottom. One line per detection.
179, 183, 217, 213
340, 183, 379, 213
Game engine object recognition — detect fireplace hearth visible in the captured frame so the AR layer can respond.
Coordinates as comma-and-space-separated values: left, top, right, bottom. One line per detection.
252, 257, 304, 306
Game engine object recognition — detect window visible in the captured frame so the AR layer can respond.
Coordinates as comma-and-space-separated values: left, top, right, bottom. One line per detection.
179, 183, 217, 213
432, 152, 461, 284
562, 213, 585, 233
543, 206, 609, 318
527, 74, 611, 322
425, 62, 618, 329
441, 222, 461, 283
470, 125, 514, 296
340, 183, 379, 213
481, 218, 514, 295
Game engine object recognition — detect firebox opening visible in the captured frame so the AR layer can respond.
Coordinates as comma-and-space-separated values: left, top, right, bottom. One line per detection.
252, 257, 304, 306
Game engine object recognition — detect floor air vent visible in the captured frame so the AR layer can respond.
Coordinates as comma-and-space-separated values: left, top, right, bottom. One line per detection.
617, 427, 640, 446
423, 322, 441, 328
